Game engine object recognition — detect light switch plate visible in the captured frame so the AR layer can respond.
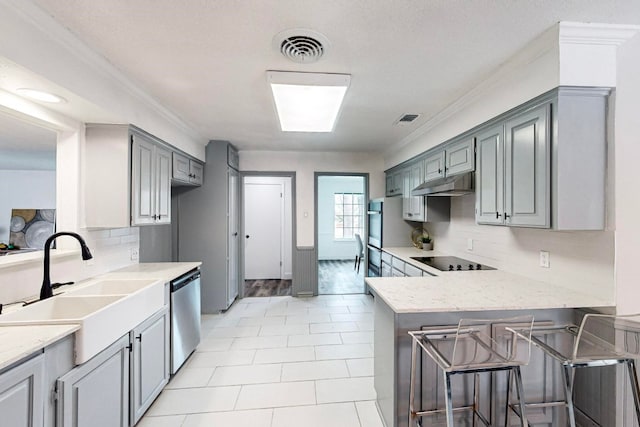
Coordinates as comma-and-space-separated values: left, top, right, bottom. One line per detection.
539, 250, 550, 268
130, 248, 139, 261
467, 238, 473, 251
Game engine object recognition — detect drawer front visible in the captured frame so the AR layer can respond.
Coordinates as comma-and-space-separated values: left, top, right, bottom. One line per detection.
391, 257, 406, 272
381, 252, 392, 264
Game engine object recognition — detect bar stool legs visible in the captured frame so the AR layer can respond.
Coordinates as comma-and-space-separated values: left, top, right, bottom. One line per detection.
443, 371, 454, 426
505, 367, 529, 427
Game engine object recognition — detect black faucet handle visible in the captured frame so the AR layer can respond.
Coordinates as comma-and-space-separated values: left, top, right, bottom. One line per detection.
51, 281, 74, 289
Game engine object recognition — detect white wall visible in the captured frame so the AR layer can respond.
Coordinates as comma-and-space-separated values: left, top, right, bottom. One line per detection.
244, 176, 293, 279
317, 176, 365, 261
240, 150, 384, 247
0, 227, 139, 304
426, 196, 614, 300
0, 170, 56, 243
614, 34, 640, 315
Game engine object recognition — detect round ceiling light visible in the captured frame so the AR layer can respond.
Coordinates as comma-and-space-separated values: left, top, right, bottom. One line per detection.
16, 88, 67, 104
273, 29, 330, 64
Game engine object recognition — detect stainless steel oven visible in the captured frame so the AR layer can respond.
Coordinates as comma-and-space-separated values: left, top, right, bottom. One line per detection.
367, 245, 382, 277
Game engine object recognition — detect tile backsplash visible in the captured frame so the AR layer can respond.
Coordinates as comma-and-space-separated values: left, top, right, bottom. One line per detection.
0, 227, 140, 305
426, 195, 614, 301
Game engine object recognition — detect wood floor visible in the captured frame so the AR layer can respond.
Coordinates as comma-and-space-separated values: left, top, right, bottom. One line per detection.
319, 259, 365, 295
244, 279, 292, 297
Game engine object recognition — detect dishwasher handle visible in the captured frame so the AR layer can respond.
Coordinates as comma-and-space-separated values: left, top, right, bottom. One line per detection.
171, 270, 201, 292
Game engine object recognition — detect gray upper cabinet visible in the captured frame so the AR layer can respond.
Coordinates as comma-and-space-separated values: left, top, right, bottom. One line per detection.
445, 137, 475, 176
475, 87, 608, 230
0, 353, 45, 427
385, 169, 403, 197
131, 134, 171, 226
172, 152, 204, 186
130, 306, 170, 425
424, 151, 445, 182
504, 104, 550, 228
402, 166, 419, 220
57, 335, 130, 427
475, 124, 504, 225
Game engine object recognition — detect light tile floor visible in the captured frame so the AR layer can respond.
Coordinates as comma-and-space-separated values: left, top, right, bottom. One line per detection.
139, 294, 384, 427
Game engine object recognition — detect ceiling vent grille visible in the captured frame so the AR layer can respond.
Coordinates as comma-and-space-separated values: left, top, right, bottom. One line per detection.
395, 114, 421, 125
274, 29, 330, 64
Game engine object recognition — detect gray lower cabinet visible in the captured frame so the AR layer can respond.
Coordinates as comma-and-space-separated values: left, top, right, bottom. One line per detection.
130, 306, 170, 425
0, 353, 45, 427
56, 335, 130, 427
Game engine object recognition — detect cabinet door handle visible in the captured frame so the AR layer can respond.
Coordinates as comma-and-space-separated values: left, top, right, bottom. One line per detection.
438, 168, 442, 174
407, 213, 413, 217
233, 232, 238, 236
245, 235, 250, 239
152, 214, 157, 220
496, 212, 502, 219
504, 212, 511, 219
136, 334, 142, 342
157, 214, 162, 220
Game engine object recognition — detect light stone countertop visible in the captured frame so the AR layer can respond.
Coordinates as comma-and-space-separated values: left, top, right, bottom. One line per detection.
0, 324, 79, 371
99, 262, 202, 282
0, 262, 201, 371
369, 247, 613, 313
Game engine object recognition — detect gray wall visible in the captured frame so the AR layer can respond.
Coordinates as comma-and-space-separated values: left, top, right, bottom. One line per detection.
139, 224, 172, 262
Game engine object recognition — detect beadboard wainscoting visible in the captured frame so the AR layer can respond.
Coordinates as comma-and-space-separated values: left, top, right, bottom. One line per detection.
426, 196, 614, 300
293, 247, 318, 297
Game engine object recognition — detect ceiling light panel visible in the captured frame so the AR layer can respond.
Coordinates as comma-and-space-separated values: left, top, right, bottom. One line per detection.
267, 71, 350, 133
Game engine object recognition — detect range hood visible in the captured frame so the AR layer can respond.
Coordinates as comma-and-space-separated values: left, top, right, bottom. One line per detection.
412, 172, 474, 196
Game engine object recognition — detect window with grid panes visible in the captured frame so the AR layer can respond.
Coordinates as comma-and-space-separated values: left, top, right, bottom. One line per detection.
334, 193, 364, 239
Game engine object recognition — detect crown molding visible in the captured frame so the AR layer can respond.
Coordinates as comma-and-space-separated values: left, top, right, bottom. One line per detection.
1, 0, 204, 144
559, 21, 640, 46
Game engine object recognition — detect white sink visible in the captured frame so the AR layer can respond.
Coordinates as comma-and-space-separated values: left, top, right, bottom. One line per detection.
66, 278, 162, 296
0, 278, 166, 364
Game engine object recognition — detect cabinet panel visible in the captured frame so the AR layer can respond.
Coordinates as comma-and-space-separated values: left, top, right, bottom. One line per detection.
155, 146, 172, 224
172, 152, 190, 182
0, 354, 44, 427
505, 105, 550, 228
385, 174, 394, 197
381, 262, 392, 277
475, 125, 504, 225
446, 138, 475, 176
424, 151, 445, 182
131, 307, 169, 424
57, 335, 129, 427
132, 135, 156, 225
189, 160, 204, 186
227, 168, 239, 306
404, 263, 423, 277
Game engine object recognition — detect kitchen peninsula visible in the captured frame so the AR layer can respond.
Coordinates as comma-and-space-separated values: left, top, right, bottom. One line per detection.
366, 248, 613, 427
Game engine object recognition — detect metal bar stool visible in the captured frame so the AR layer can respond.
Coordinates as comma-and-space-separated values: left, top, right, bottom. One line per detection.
408, 315, 534, 427
510, 313, 640, 426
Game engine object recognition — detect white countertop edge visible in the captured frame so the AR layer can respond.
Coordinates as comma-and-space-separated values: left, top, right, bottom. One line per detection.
0, 324, 79, 371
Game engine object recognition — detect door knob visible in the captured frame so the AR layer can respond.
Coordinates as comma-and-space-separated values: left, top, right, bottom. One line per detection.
245, 235, 250, 239
233, 232, 238, 236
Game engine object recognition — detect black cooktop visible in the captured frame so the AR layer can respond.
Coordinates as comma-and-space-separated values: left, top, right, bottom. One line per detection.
410, 256, 496, 272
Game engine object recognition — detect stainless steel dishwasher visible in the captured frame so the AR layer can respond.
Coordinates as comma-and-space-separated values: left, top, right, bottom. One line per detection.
170, 268, 201, 374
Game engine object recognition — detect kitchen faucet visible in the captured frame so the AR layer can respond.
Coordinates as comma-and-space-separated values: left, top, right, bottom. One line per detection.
40, 232, 93, 300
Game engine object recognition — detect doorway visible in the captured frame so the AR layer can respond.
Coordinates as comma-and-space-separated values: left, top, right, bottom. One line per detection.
242, 175, 293, 297
316, 173, 368, 295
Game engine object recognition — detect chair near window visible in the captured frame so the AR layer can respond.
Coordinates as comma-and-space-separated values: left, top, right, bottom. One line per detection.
354, 233, 364, 273
511, 313, 640, 427
408, 315, 534, 427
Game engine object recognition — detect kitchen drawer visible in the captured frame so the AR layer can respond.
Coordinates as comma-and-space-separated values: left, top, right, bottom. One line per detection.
391, 257, 406, 272
381, 252, 392, 265
381, 262, 392, 277
404, 263, 423, 277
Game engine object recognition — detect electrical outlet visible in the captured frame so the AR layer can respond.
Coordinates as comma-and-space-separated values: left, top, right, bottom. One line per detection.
539, 250, 550, 268
467, 238, 473, 251
130, 248, 139, 261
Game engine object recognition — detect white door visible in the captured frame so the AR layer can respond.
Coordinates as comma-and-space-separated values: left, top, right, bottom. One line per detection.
244, 182, 283, 280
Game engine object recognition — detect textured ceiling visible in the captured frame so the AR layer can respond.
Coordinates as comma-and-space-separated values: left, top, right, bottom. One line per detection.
32, 0, 640, 152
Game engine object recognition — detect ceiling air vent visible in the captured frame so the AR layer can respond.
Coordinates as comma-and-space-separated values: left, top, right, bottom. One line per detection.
395, 114, 421, 125
274, 29, 330, 64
